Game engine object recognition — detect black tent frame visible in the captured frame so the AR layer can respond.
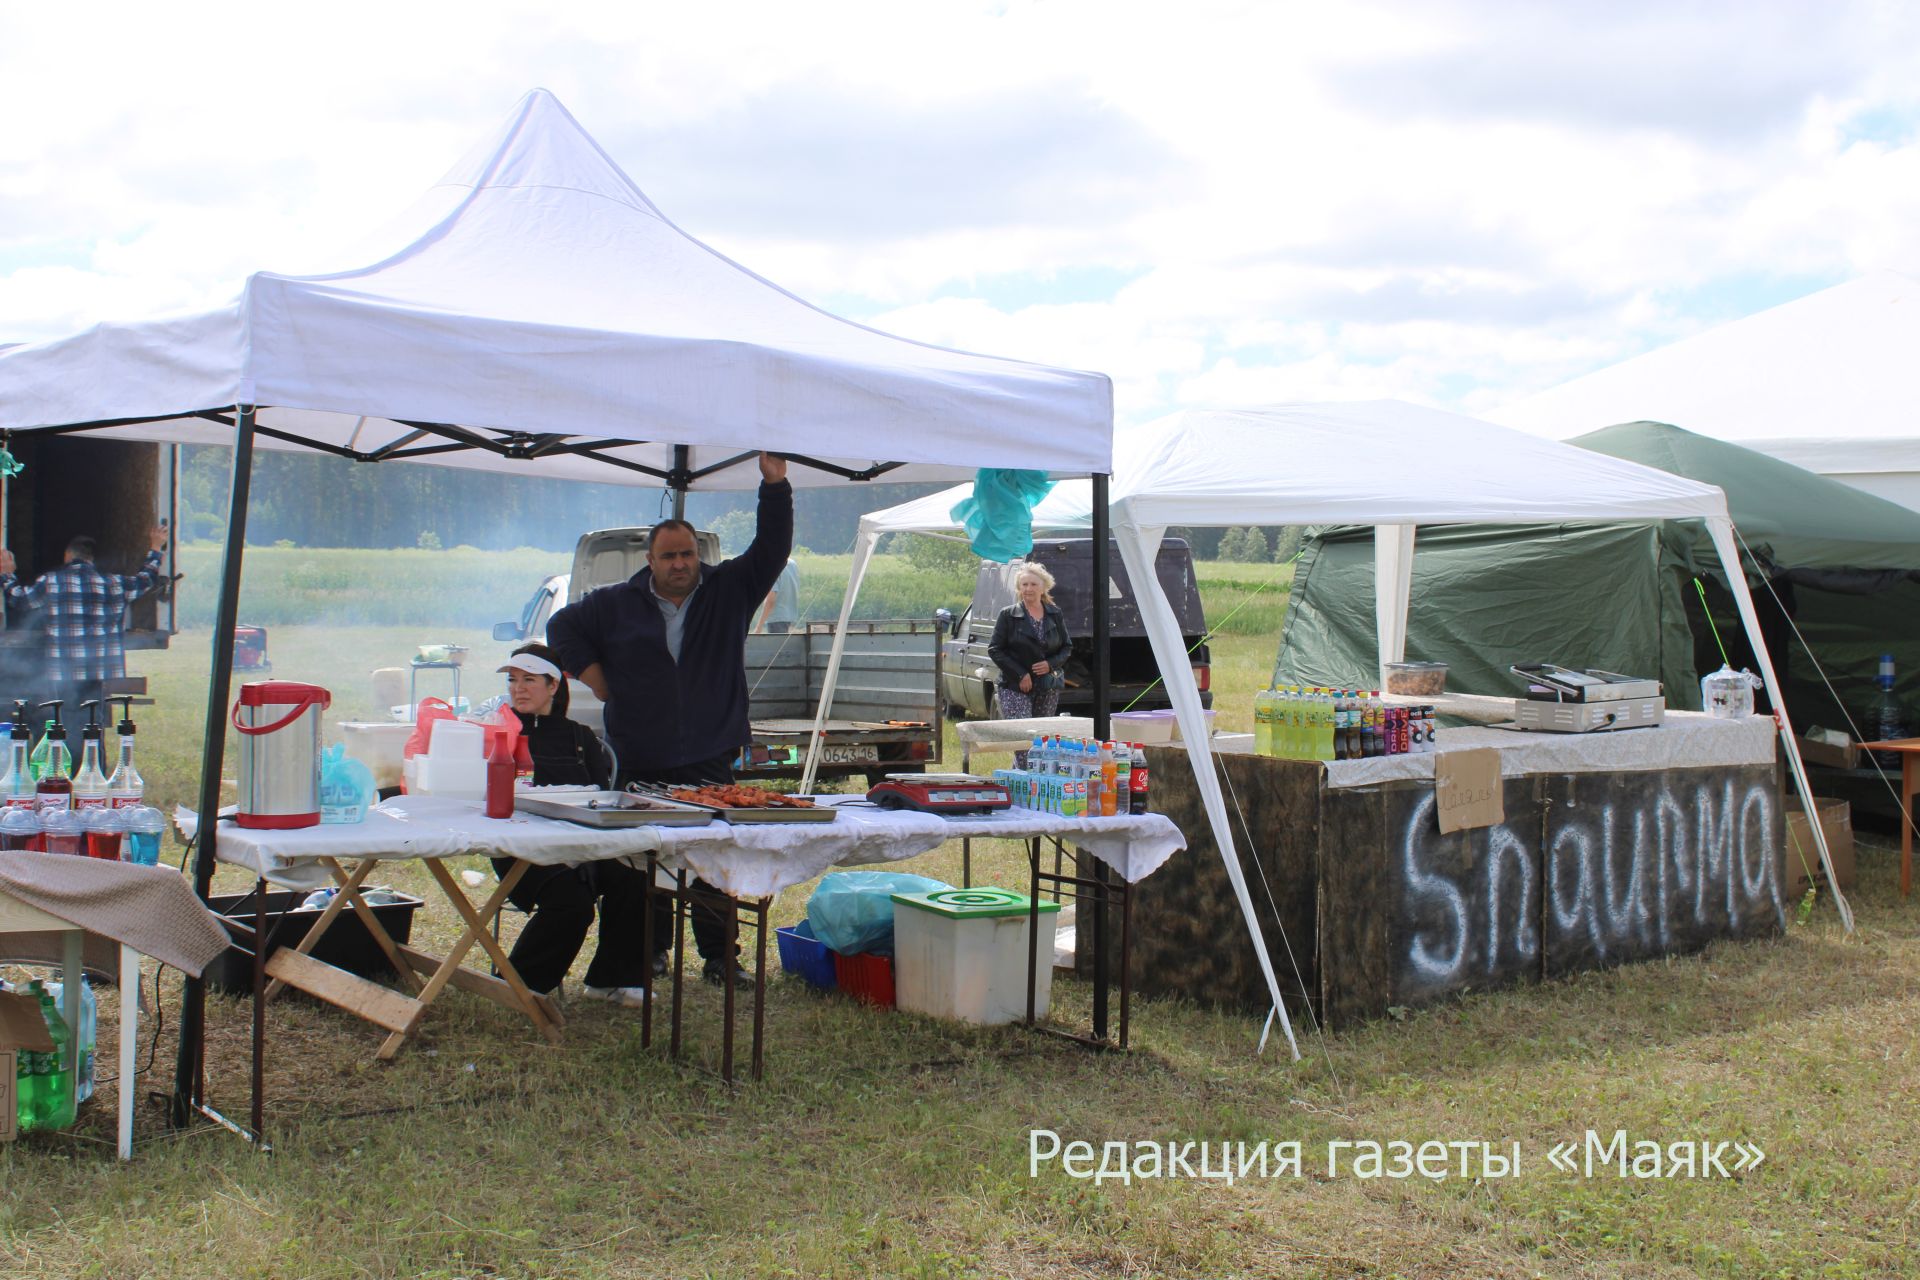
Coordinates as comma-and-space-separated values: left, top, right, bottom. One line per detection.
15, 406, 1111, 1140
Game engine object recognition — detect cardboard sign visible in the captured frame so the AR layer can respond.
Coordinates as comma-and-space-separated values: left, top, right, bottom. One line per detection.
1435, 748, 1503, 833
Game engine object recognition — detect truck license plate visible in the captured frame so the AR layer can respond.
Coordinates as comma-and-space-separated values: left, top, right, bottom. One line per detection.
821, 744, 880, 765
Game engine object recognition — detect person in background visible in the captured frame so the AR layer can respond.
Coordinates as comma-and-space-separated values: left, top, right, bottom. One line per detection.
756, 557, 801, 633
548, 452, 792, 989
988, 564, 1073, 762
0, 526, 169, 745
489, 644, 653, 1009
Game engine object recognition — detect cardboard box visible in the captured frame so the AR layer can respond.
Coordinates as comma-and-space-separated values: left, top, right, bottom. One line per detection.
1784, 797, 1854, 892
1794, 734, 1859, 770
0, 991, 55, 1143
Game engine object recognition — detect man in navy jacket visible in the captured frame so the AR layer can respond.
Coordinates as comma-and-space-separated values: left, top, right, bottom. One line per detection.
548, 452, 792, 987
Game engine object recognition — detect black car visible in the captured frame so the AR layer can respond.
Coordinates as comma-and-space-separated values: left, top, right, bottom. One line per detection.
940, 537, 1212, 718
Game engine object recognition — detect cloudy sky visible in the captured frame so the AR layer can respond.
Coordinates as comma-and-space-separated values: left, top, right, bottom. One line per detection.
4, 0, 1918, 425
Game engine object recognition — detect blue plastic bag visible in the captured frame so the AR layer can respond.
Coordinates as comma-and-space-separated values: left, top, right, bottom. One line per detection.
320, 743, 375, 824
806, 871, 952, 956
951, 468, 1055, 563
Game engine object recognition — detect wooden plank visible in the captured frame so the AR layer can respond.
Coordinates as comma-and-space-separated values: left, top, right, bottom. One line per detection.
264, 948, 420, 1035
394, 945, 565, 1029
1318, 782, 1390, 1028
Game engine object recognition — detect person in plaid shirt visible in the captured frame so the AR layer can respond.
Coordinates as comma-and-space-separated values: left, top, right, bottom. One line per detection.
1, 525, 170, 743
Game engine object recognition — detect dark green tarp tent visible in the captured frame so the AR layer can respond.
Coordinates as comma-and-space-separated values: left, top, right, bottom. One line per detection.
1276, 421, 1920, 731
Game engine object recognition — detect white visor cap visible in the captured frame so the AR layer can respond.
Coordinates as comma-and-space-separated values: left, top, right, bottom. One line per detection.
497, 653, 563, 681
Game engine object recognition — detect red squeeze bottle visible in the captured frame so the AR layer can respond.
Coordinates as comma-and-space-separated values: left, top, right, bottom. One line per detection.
484, 729, 516, 819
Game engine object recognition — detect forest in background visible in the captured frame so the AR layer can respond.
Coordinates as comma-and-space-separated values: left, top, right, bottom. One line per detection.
176, 445, 1297, 562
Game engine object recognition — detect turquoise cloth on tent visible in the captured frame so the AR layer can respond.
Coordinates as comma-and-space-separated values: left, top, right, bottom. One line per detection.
951, 469, 1054, 563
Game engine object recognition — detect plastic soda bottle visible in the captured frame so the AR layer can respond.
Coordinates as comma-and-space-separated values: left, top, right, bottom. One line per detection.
0, 705, 33, 806
1253, 687, 1274, 757
1099, 742, 1118, 816
1128, 744, 1149, 814
28, 981, 74, 1130
107, 698, 144, 807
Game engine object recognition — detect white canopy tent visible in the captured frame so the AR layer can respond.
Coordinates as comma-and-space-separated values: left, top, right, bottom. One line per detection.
818, 402, 1855, 1059
0, 89, 1111, 488
0, 88, 1113, 1124
1492, 271, 1920, 511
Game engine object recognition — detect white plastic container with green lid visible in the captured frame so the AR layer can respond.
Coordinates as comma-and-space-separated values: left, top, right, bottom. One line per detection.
890, 888, 1061, 1025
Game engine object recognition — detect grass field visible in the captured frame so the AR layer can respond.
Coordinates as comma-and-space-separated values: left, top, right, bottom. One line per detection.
1, 558, 1914, 1279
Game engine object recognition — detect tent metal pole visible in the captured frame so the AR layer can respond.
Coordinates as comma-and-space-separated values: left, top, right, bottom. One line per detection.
1092, 475, 1111, 741
671, 445, 689, 521
1091, 474, 1112, 1040
170, 404, 258, 1128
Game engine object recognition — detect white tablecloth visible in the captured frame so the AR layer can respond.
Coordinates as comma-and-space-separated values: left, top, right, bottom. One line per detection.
212, 794, 1186, 898
1315, 710, 1777, 790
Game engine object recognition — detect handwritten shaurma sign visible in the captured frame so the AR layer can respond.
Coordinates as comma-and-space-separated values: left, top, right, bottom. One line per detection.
1434, 748, 1503, 833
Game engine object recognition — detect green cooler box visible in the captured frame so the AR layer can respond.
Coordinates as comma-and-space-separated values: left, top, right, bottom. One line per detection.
890, 888, 1061, 1025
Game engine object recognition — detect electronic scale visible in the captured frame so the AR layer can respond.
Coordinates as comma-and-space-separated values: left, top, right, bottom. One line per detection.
866, 773, 1012, 814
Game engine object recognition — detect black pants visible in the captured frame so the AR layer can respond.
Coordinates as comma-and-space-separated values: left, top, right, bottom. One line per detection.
491, 858, 651, 994
619, 751, 740, 968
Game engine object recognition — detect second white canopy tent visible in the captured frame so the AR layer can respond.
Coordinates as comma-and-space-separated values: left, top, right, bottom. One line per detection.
803, 401, 1853, 1060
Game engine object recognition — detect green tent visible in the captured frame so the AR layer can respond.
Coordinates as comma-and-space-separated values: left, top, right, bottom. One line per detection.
1276, 421, 1920, 729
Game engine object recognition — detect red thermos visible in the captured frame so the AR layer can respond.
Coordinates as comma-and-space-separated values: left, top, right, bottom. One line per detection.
484, 729, 516, 819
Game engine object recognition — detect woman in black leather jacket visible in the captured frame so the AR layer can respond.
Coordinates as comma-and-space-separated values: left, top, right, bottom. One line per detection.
987, 564, 1073, 728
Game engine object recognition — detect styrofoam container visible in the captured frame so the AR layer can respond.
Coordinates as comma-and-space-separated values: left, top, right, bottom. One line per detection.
891, 889, 1061, 1025
414, 753, 486, 800
428, 720, 483, 760
339, 721, 411, 791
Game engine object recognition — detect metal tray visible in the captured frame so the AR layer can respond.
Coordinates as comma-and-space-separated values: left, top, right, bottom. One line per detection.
514, 791, 714, 828
643, 788, 839, 823
629, 786, 840, 825
712, 805, 838, 824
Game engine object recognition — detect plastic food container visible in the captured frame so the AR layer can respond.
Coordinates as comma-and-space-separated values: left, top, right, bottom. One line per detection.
1383, 661, 1449, 696
890, 888, 1061, 1025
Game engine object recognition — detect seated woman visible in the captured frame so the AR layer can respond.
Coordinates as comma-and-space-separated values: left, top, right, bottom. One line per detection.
493, 643, 651, 1008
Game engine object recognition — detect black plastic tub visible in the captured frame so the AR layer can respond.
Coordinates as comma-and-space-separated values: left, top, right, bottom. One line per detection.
203, 888, 425, 994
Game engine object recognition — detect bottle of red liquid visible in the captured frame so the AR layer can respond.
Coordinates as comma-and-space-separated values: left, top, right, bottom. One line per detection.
484, 728, 516, 819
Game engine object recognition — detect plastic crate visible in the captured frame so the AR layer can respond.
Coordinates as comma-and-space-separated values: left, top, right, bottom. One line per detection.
775, 920, 837, 991
831, 950, 896, 1008
891, 888, 1060, 1025
203, 889, 424, 994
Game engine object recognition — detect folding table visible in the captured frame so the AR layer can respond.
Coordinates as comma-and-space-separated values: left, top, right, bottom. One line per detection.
0, 853, 229, 1159
627, 797, 1185, 1081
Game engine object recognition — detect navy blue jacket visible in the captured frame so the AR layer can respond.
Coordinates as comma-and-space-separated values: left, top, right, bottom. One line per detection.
547, 481, 793, 776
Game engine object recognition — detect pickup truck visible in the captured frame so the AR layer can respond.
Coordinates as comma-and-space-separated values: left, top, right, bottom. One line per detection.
942, 535, 1213, 718
494, 527, 943, 784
